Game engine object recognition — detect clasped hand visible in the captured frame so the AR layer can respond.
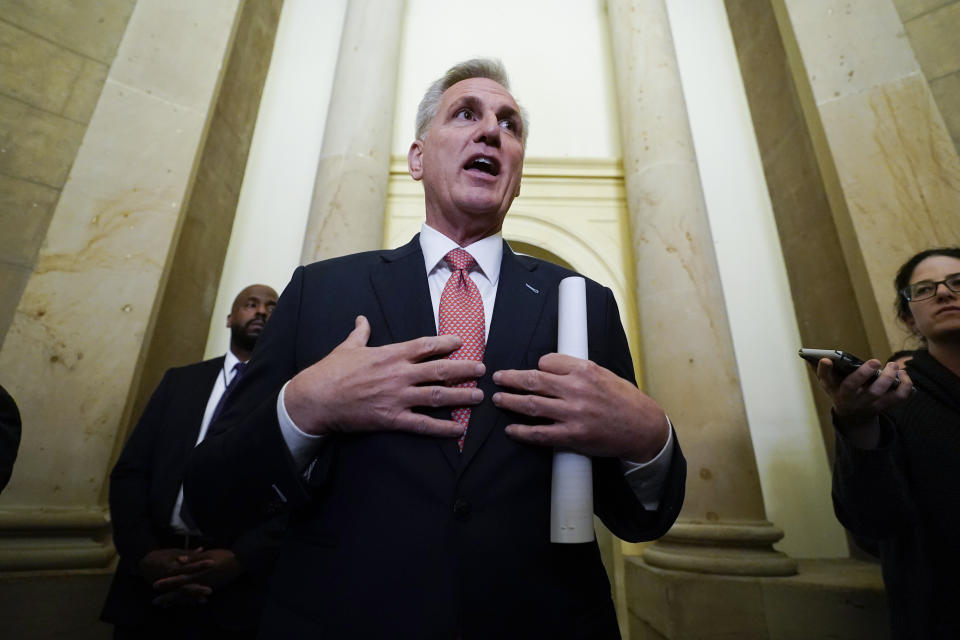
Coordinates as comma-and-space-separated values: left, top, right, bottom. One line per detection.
286, 316, 668, 462
140, 548, 241, 608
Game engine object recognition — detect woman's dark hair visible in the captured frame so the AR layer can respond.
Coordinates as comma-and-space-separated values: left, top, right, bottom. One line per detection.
894, 247, 960, 322
886, 349, 914, 364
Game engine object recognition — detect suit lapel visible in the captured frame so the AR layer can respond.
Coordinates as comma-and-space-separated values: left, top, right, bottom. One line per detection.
370, 235, 435, 346
370, 236, 462, 471
176, 358, 224, 482
459, 242, 550, 469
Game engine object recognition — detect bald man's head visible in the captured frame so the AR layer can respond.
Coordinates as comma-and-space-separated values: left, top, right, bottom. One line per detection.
227, 284, 278, 359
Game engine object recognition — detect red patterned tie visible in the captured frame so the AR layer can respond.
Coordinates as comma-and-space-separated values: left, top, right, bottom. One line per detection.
438, 248, 486, 451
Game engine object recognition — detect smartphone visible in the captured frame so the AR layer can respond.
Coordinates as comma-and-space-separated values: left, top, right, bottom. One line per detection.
798, 348, 900, 388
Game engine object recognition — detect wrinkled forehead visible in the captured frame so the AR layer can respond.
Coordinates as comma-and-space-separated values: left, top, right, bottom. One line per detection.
439, 77, 520, 111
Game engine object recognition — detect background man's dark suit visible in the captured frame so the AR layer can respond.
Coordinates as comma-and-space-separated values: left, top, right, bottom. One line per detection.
101, 357, 282, 635
0, 383, 21, 493
187, 237, 686, 639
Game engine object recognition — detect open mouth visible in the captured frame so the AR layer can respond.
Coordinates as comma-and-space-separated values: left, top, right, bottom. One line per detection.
464, 155, 500, 176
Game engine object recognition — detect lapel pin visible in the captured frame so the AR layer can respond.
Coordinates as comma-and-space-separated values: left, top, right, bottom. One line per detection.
525, 283, 540, 294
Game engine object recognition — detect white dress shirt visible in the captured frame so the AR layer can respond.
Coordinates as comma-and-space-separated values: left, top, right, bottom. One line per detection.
277, 223, 674, 509
170, 350, 242, 534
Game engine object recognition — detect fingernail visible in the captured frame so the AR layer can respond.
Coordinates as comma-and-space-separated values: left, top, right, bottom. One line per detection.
492, 371, 501, 383
492, 392, 501, 404
475, 363, 485, 376
472, 389, 483, 402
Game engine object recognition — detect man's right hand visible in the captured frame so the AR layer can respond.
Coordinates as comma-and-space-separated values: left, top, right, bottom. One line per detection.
137, 548, 204, 584
284, 315, 484, 437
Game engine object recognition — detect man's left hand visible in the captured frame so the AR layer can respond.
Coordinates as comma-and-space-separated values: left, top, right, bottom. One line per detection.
492, 353, 669, 462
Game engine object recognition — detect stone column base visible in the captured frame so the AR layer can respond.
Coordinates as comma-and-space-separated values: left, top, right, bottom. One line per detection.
643, 522, 797, 576
625, 556, 890, 639
0, 507, 113, 571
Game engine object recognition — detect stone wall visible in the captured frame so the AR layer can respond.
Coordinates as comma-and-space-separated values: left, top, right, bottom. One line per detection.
0, 0, 136, 349
895, 0, 960, 159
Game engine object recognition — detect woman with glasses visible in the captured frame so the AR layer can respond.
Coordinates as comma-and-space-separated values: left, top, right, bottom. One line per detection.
813, 247, 960, 639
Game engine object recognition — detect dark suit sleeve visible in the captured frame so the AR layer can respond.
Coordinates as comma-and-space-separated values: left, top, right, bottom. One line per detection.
109, 371, 174, 563
186, 267, 314, 541
0, 384, 22, 493
229, 513, 289, 575
589, 287, 686, 542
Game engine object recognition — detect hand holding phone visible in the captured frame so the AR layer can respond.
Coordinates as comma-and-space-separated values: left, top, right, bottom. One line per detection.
798, 347, 913, 437
798, 348, 907, 391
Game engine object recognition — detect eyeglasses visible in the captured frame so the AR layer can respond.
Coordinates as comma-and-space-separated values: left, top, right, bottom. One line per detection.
900, 273, 960, 301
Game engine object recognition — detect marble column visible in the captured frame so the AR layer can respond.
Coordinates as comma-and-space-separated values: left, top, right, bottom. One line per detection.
300, 0, 405, 263
0, 0, 243, 570
606, 0, 795, 577
772, 0, 960, 356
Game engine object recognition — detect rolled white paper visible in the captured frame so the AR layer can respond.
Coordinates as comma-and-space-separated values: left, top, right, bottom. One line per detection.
551, 277, 594, 543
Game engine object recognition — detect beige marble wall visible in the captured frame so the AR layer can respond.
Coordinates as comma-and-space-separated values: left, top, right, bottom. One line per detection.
895, 0, 960, 159
0, 0, 243, 571
0, 0, 135, 349
127, 0, 284, 450
773, 0, 960, 356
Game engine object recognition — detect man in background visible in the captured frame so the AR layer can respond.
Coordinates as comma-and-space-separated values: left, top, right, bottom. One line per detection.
102, 284, 279, 640
0, 383, 21, 494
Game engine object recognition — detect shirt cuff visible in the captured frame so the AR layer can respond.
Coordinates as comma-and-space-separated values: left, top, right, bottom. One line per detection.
277, 381, 324, 472
620, 416, 675, 510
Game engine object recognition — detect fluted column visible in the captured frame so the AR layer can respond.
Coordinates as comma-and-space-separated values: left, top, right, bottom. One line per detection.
606, 0, 795, 576
300, 0, 405, 263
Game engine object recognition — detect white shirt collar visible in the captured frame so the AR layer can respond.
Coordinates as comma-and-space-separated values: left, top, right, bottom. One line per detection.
419, 222, 503, 285
224, 348, 242, 376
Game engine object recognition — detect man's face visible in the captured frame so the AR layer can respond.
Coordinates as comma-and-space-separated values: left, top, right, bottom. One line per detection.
408, 77, 524, 241
228, 285, 278, 352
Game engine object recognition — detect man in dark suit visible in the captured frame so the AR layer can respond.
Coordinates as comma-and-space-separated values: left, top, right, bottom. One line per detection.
102, 284, 279, 640
0, 383, 21, 494
186, 59, 685, 639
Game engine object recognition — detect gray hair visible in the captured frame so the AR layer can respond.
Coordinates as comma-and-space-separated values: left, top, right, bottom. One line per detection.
414, 58, 529, 145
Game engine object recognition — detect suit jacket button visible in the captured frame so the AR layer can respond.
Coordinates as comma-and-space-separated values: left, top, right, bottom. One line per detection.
453, 499, 471, 522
